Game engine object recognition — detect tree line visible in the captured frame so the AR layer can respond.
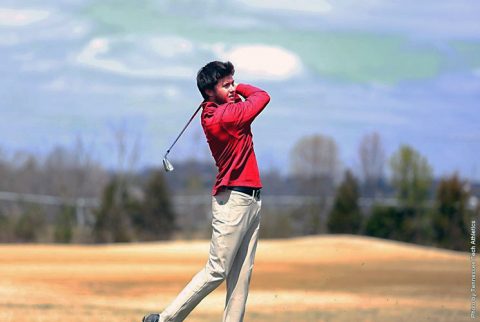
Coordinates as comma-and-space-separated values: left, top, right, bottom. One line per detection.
291, 133, 479, 251
0, 132, 478, 251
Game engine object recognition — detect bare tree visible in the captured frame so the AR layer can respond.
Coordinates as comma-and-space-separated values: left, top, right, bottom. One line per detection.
0, 147, 10, 191
290, 134, 341, 190
91, 123, 144, 242
109, 122, 142, 176
358, 132, 385, 197
290, 134, 341, 234
43, 137, 108, 199
70, 137, 109, 198
108, 122, 143, 200
11, 151, 42, 194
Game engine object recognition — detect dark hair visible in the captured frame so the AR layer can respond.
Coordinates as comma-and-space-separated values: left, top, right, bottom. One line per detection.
197, 61, 235, 99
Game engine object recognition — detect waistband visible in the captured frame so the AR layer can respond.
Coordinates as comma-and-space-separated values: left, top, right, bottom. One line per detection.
227, 186, 261, 199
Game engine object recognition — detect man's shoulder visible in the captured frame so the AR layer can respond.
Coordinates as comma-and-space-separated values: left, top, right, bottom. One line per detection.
201, 103, 224, 128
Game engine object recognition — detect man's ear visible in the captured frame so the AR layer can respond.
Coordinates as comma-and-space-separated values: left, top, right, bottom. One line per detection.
205, 89, 214, 98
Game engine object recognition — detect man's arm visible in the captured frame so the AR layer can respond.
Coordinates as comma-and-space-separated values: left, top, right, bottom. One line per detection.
222, 83, 270, 129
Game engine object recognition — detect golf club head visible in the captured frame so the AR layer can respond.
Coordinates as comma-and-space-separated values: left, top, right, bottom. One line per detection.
163, 157, 174, 172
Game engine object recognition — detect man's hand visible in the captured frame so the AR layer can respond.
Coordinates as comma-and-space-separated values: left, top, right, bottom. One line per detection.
233, 83, 244, 102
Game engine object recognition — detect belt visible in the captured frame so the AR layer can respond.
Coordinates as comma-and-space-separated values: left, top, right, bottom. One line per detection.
227, 186, 261, 199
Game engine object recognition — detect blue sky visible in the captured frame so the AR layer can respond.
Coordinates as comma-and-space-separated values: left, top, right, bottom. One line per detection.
1, 0, 479, 180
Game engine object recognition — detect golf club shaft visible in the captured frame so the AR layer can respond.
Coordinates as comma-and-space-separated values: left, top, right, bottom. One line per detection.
165, 105, 202, 157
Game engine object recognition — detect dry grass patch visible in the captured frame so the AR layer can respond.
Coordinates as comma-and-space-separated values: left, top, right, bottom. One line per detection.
0, 235, 472, 321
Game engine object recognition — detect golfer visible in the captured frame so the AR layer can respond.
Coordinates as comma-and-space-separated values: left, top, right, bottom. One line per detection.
143, 61, 270, 322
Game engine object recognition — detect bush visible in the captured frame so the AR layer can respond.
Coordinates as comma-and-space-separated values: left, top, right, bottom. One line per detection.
432, 173, 470, 250
327, 170, 362, 234
93, 177, 134, 243
259, 211, 293, 238
365, 205, 417, 242
133, 169, 175, 240
0, 212, 14, 242
14, 206, 46, 242
54, 206, 75, 243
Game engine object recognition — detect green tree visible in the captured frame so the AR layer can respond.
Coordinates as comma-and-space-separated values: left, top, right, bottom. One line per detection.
54, 206, 75, 243
93, 177, 134, 243
365, 205, 399, 239
388, 145, 434, 243
365, 205, 416, 242
0, 212, 14, 242
327, 170, 362, 234
133, 169, 175, 240
390, 145, 433, 208
432, 173, 470, 250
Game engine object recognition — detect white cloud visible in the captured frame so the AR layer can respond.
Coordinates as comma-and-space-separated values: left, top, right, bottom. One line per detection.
219, 45, 303, 80
76, 37, 195, 79
41, 75, 182, 100
148, 36, 194, 58
236, 0, 332, 14
0, 9, 89, 47
0, 8, 50, 27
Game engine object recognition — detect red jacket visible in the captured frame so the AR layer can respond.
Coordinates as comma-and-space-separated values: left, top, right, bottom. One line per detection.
200, 84, 270, 195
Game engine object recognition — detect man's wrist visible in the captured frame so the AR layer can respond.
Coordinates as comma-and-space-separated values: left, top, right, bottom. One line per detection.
235, 83, 247, 96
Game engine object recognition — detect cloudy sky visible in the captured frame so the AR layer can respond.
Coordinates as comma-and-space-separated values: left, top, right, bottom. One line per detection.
1, 0, 479, 180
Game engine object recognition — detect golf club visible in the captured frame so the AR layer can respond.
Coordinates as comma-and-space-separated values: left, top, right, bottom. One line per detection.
163, 105, 202, 172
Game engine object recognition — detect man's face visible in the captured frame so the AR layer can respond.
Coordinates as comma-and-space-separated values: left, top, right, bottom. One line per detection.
207, 75, 236, 104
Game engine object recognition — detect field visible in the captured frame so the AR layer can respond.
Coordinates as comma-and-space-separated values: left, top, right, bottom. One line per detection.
0, 235, 473, 322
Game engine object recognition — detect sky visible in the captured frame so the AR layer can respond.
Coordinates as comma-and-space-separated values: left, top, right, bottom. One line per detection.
1, 0, 479, 180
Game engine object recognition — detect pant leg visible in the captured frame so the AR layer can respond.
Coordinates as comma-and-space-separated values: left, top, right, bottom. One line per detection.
160, 190, 259, 322
223, 204, 261, 322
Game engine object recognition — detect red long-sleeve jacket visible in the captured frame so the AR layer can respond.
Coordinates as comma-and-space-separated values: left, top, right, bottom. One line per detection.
200, 83, 270, 195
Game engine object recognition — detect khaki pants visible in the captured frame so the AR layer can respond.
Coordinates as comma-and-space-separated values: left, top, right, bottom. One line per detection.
160, 189, 262, 322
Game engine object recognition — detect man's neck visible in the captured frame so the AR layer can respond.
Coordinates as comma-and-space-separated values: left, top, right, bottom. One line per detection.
205, 97, 220, 106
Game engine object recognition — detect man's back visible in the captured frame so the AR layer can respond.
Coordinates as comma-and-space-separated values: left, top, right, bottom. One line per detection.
200, 83, 270, 195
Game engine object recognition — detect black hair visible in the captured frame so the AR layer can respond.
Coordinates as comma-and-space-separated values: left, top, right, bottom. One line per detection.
197, 61, 235, 100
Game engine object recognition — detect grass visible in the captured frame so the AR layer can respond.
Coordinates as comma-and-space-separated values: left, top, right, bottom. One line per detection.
0, 235, 473, 321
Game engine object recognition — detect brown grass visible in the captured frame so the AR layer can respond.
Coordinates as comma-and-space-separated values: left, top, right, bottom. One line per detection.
0, 235, 473, 321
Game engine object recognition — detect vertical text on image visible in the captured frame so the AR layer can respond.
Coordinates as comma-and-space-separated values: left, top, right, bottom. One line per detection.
471, 219, 476, 319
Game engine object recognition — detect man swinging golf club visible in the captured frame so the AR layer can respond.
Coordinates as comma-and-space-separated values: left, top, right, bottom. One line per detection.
143, 61, 270, 322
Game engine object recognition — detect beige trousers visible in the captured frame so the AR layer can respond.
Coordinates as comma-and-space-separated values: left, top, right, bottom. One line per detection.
160, 189, 262, 322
